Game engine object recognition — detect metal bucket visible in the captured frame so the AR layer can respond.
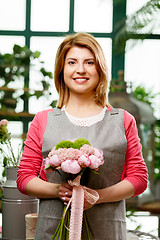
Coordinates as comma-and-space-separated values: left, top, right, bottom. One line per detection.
2, 167, 38, 240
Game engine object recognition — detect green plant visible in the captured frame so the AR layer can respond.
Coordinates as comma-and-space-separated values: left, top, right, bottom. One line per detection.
114, 0, 160, 53
133, 86, 155, 106
110, 78, 127, 93
55, 138, 91, 150
0, 119, 24, 176
0, 44, 53, 111
126, 208, 142, 231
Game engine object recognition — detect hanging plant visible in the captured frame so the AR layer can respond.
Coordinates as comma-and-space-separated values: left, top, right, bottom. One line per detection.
0, 44, 53, 112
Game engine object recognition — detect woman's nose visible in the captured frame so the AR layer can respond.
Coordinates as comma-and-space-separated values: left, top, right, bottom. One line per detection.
76, 63, 86, 74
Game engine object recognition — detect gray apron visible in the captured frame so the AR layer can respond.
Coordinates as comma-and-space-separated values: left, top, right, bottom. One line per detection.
35, 108, 127, 240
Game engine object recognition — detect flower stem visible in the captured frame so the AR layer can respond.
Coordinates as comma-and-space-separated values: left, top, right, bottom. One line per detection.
52, 205, 70, 240
84, 212, 91, 240
7, 139, 17, 166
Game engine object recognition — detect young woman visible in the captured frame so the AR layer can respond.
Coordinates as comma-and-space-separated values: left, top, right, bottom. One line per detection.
17, 32, 148, 240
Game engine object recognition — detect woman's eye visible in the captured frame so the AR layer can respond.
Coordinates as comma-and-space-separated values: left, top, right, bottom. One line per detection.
68, 61, 76, 65
86, 61, 94, 65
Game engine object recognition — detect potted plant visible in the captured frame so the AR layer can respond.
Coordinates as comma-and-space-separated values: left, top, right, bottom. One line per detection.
0, 119, 23, 174
0, 44, 53, 112
0, 119, 38, 239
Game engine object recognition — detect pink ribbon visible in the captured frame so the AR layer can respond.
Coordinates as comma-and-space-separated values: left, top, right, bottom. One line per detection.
65, 175, 99, 240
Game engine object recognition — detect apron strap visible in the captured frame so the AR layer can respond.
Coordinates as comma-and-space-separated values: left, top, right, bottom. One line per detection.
51, 107, 62, 116
110, 108, 119, 115
52, 107, 119, 116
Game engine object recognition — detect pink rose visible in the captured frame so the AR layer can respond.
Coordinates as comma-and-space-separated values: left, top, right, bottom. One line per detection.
78, 154, 91, 167
80, 144, 95, 155
49, 155, 61, 167
0, 119, 9, 126
94, 148, 104, 165
44, 157, 53, 173
44, 157, 50, 166
48, 147, 56, 157
89, 155, 101, 169
61, 160, 81, 174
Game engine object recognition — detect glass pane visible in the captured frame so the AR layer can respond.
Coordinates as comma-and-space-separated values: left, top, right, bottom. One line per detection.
125, 39, 160, 119
0, 0, 26, 30
96, 38, 112, 80
74, 0, 112, 33
31, 0, 69, 31
29, 37, 64, 113
0, 37, 25, 113
0, 36, 25, 91
8, 121, 23, 136
126, 0, 149, 15
0, 36, 25, 53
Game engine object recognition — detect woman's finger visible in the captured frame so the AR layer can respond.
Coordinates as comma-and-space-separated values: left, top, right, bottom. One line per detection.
60, 182, 73, 191
61, 196, 71, 203
59, 182, 73, 201
59, 190, 72, 197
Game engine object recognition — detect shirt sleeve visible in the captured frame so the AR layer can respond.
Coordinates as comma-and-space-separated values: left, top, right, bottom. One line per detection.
17, 110, 51, 194
121, 110, 148, 197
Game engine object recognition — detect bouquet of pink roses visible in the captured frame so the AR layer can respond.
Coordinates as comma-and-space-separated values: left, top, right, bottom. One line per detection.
44, 138, 104, 240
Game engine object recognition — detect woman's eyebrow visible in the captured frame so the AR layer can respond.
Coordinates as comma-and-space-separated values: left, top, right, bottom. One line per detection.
84, 58, 95, 61
66, 57, 95, 61
66, 57, 77, 61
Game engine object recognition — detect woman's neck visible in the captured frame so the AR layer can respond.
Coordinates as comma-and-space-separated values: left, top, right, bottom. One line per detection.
65, 94, 103, 118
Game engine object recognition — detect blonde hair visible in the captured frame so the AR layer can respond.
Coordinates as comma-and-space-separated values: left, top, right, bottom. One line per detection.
54, 32, 110, 108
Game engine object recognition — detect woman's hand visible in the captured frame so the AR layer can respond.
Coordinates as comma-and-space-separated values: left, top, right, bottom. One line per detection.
59, 183, 98, 210
83, 197, 96, 211
59, 180, 135, 210
84, 180, 135, 210
59, 182, 73, 205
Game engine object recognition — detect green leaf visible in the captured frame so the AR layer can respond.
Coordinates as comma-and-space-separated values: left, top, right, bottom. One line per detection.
3, 156, 8, 167
90, 169, 100, 175
41, 80, 50, 90
44, 164, 52, 170
13, 44, 23, 54
55, 140, 73, 150
2, 167, 6, 177
50, 100, 57, 108
84, 212, 91, 240
73, 138, 91, 149
33, 51, 41, 59
34, 91, 43, 99
40, 68, 53, 78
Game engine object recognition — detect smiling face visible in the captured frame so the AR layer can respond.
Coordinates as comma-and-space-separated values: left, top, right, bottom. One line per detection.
63, 46, 100, 98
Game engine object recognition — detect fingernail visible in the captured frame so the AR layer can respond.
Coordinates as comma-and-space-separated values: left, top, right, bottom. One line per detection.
62, 197, 65, 201
65, 192, 68, 195
64, 202, 67, 205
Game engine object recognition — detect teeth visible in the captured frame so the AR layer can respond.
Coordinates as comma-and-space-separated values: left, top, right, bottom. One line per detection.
74, 78, 88, 82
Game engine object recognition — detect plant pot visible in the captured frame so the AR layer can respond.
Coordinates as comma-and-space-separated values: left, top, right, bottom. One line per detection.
2, 167, 39, 240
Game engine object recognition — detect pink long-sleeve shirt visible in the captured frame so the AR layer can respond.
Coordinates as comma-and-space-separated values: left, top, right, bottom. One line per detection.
17, 107, 148, 197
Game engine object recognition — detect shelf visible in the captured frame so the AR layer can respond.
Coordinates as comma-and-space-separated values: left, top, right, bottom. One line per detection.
0, 111, 35, 121
138, 201, 160, 214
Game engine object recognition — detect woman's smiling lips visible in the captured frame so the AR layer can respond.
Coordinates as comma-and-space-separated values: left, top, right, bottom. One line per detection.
73, 77, 89, 83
